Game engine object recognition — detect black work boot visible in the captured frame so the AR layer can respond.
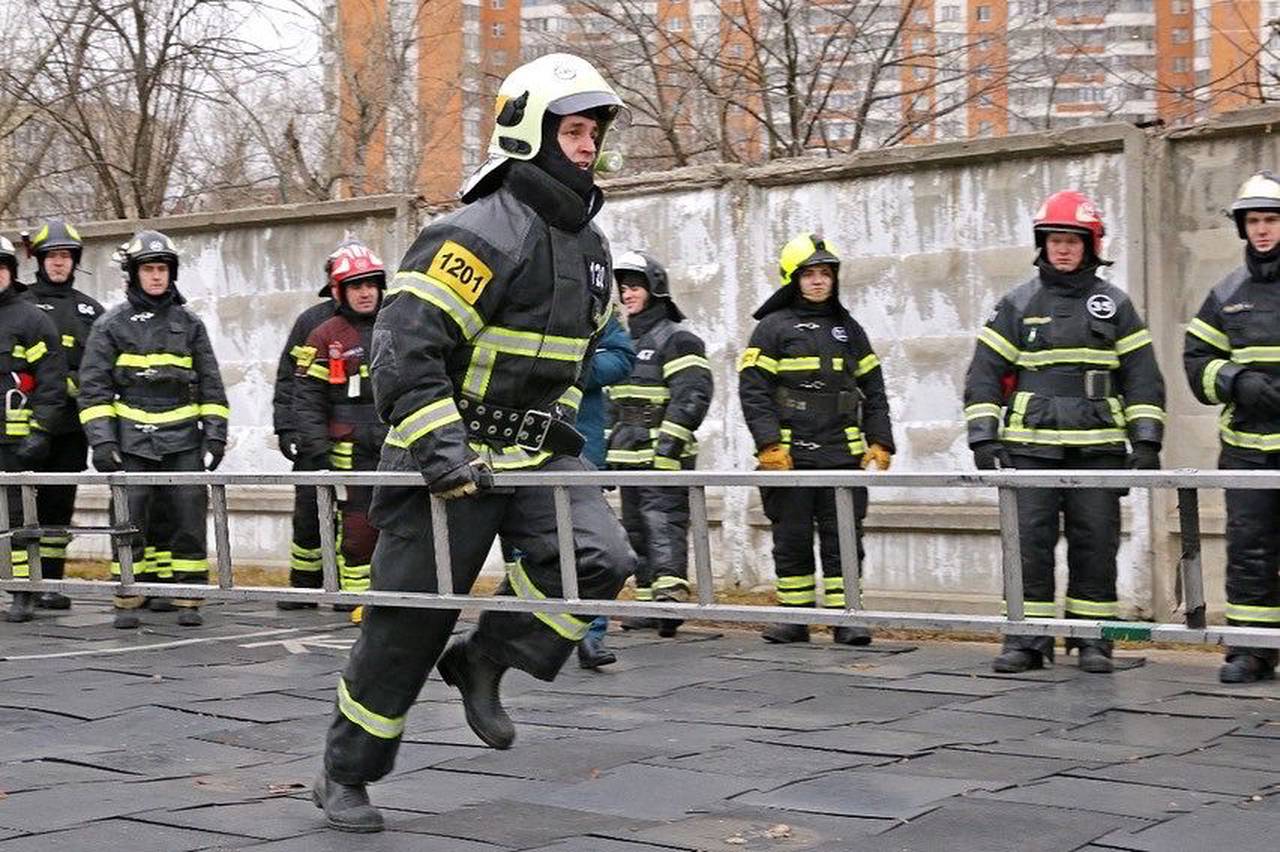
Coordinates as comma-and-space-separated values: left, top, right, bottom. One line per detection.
1219, 653, 1277, 684
176, 608, 203, 627
34, 592, 71, 610
146, 597, 176, 612
5, 592, 35, 623
437, 640, 516, 749
620, 616, 660, 631
991, 648, 1044, 673
657, 619, 682, 638
577, 634, 617, 669
832, 625, 873, 646
762, 622, 810, 644
332, 603, 358, 613
276, 600, 318, 611
113, 595, 143, 629
1077, 644, 1114, 674
312, 773, 384, 833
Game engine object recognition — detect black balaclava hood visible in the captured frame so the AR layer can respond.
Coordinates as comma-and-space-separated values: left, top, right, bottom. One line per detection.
531, 110, 595, 202
1034, 252, 1100, 290
1246, 241, 1280, 283
35, 256, 76, 289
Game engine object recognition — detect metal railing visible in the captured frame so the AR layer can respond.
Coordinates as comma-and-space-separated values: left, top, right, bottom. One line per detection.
0, 469, 1277, 649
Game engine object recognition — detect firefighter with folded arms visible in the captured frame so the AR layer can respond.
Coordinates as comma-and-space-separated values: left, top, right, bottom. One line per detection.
739, 233, 894, 646
272, 248, 340, 608
77, 231, 229, 629
293, 241, 388, 611
7, 220, 103, 621
606, 250, 713, 638
1184, 171, 1280, 684
315, 53, 635, 833
964, 190, 1165, 674
0, 235, 69, 620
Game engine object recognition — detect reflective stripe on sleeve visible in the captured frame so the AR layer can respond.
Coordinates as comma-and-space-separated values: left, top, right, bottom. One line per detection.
663, 354, 710, 378
1187, 317, 1230, 352
386, 398, 462, 449
389, 271, 485, 338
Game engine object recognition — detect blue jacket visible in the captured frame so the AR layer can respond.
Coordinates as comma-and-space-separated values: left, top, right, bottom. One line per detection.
579, 316, 635, 468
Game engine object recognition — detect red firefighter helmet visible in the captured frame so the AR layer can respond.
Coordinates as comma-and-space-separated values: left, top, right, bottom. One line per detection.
1032, 190, 1106, 259
325, 241, 386, 303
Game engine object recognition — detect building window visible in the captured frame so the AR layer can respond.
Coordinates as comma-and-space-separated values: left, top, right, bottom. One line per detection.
913, 7, 929, 24
977, 120, 994, 135
1172, 56, 1190, 73
1172, 0, 1190, 12
668, 16, 683, 31
976, 5, 991, 22
491, 0, 504, 7
942, 5, 960, 22
1172, 27, 1188, 44
912, 36, 927, 53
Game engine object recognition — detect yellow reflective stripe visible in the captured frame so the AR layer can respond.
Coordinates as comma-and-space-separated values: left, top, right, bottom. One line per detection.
1188, 317, 1230, 351
1016, 348, 1119, 369
1064, 597, 1119, 618
1123, 404, 1165, 423
557, 386, 583, 412
115, 352, 193, 369
390, 271, 484, 339
79, 404, 117, 424
199, 403, 229, 419
1203, 358, 1228, 404
607, 384, 671, 402
753, 353, 779, 374
776, 575, 814, 590
337, 677, 405, 739
60, 334, 76, 348
472, 326, 590, 362
663, 354, 710, 378
653, 455, 681, 470
291, 344, 317, 368
1107, 396, 1125, 427
66, 376, 78, 396
506, 556, 590, 640
1013, 600, 1057, 618
854, 353, 880, 377
738, 347, 762, 370
462, 347, 497, 399
386, 398, 461, 448
169, 558, 208, 573
777, 356, 821, 372
845, 425, 866, 455
658, 420, 694, 442
468, 441, 553, 470
634, 585, 653, 601
606, 448, 655, 464
17, 341, 47, 362
1219, 405, 1280, 451
1001, 426, 1127, 446
329, 441, 354, 469
964, 403, 1002, 421
652, 576, 690, 592
1231, 345, 1280, 364
823, 577, 844, 590
113, 402, 201, 424
1224, 603, 1280, 623
306, 363, 330, 381
978, 327, 1019, 362
1114, 329, 1152, 356
777, 590, 816, 605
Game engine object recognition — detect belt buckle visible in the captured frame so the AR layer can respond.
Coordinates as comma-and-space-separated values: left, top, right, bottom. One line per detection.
516, 409, 552, 452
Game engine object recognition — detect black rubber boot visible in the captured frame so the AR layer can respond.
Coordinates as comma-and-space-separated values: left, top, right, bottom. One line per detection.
333, 603, 358, 613
34, 592, 71, 610
176, 608, 203, 627
276, 600, 318, 611
1077, 644, 1114, 674
5, 593, 35, 623
437, 640, 515, 749
577, 635, 617, 669
312, 773, 384, 833
619, 616, 660, 631
146, 597, 176, 612
1219, 653, 1277, 684
991, 648, 1044, 673
657, 619, 682, 638
832, 626, 872, 646
762, 622, 810, 644
113, 609, 141, 629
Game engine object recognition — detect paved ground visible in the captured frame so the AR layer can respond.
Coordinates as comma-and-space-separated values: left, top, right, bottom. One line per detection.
0, 600, 1277, 851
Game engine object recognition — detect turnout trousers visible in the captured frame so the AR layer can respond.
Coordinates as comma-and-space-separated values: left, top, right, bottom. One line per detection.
1219, 447, 1280, 666
1005, 451, 1122, 656
110, 449, 209, 587
32, 430, 88, 580
288, 455, 324, 588
620, 456, 694, 601
761, 471, 868, 612
325, 455, 634, 784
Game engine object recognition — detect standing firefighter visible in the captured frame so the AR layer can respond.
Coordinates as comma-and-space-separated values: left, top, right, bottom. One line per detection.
294, 242, 387, 603
964, 190, 1165, 674
739, 234, 894, 646
272, 249, 339, 608
0, 236, 69, 622
10, 220, 103, 619
316, 53, 635, 833
78, 231, 229, 629
1184, 171, 1280, 684
607, 250, 712, 638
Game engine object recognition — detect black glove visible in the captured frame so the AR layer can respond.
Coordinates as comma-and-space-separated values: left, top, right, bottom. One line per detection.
1232, 371, 1280, 415
205, 440, 226, 471
15, 432, 51, 468
278, 431, 299, 462
91, 442, 124, 472
428, 458, 494, 500
1127, 442, 1161, 470
972, 441, 1013, 471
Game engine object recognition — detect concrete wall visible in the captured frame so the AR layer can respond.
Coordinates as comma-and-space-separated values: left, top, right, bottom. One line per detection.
29, 107, 1280, 622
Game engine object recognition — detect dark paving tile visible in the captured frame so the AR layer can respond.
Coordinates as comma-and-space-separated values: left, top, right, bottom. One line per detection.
851, 798, 1150, 852
958, 683, 1138, 723
0, 777, 251, 832
1116, 693, 1280, 721
383, 742, 487, 776
0, 758, 133, 791
400, 800, 657, 848
196, 717, 328, 756
208, 830, 505, 851
179, 693, 334, 724
371, 768, 556, 815
875, 747, 1081, 786
508, 764, 760, 821
432, 736, 658, 782
949, 735, 1164, 765
1090, 803, 1280, 851
72, 739, 278, 779
762, 725, 963, 757
1177, 735, 1280, 771
520, 839, 673, 852
129, 795, 327, 841
877, 708, 1058, 743
0, 817, 249, 851
1062, 710, 1243, 748
972, 776, 1224, 818
1068, 753, 1278, 795
860, 672, 1028, 696
733, 768, 979, 818
574, 721, 764, 757
1234, 719, 1280, 739
947, 661, 1084, 683
617, 806, 890, 850
645, 739, 883, 782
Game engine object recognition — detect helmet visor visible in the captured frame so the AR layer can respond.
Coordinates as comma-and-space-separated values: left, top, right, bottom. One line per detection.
547, 90, 623, 117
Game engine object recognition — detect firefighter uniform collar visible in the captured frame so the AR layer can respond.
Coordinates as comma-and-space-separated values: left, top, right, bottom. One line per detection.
1246, 243, 1280, 282
0, 285, 22, 306
627, 302, 670, 339
1035, 257, 1099, 291
505, 160, 603, 231
126, 284, 184, 310
33, 269, 74, 291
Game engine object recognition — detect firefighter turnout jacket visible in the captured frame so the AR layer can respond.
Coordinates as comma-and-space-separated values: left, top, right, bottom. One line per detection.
0, 286, 68, 446
295, 311, 388, 470
78, 288, 229, 459
370, 160, 612, 529
739, 298, 893, 467
273, 299, 336, 439
965, 264, 1165, 458
606, 303, 712, 469
25, 272, 103, 433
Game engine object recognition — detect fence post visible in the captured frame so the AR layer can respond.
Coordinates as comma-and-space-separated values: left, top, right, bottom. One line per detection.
317, 485, 340, 593
835, 486, 862, 612
997, 485, 1024, 622
690, 486, 714, 606
0, 486, 11, 581
1176, 487, 1207, 629
110, 483, 135, 585
429, 494, 453, 596
554, 485, 579, 602
20, 484, 41, 582
210, 484, 234, 589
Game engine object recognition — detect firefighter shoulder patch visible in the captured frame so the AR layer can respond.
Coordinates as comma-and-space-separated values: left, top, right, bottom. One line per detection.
1086, 293, 1116, 319
428, 240, 493, 305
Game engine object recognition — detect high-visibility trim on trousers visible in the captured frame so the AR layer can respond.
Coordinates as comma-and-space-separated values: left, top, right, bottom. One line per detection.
506, 557, 591, 640
337, 677, 405, 740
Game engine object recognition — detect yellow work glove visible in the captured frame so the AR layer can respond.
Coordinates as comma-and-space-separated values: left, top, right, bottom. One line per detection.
756, 443, 794, 471
861, 443, 892, 471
